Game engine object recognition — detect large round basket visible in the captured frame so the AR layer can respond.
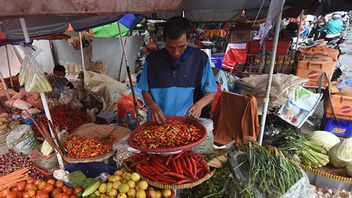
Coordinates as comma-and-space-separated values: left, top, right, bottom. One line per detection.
125, 164, 214, 190
300, 164, 352, 184
128, 116, 207, 153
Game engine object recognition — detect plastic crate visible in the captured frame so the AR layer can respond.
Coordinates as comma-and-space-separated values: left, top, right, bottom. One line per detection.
325, 94, 352, 120
295, 60, 336, 88
65, 162, 118, 178
321, 116, 352, 138
248, 40, 291, 56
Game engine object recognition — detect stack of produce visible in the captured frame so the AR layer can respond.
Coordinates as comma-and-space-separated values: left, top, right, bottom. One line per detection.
0, 175, 79, 198
0, 151, 44, 179
32, 104, 92, 136
229, 142, 303, 198
272, 130, 330, 168
68, 168, 173, 198
328, 138, 352, 176
125, 151, 211, 185
132, 120, 203, 149
64, 134, 113, 159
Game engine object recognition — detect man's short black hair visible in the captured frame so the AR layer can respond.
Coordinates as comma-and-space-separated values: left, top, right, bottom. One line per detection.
54, 64, 66, 73
163, 16, 192, 40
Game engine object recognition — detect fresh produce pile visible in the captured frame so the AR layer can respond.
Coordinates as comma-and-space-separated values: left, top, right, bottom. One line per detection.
314, 186, 351, 198
272, 130, 330, 168
64, 134, 113, 159
0, 176, 80, 198
125, 151, 211, 185
0, 151, 44, 179
230, 142, 303, 198
132, 121, 202, 149
181, 150, 232, 198
92, 169, 173, 198
32, 104, 92, 136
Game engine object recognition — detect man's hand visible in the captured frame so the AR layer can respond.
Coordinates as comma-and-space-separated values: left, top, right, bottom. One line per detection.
186, 103, 203, 119
150, 103, 166, 124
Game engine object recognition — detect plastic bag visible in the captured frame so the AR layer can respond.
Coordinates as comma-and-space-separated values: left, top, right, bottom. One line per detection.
222, 43, 248, 71
28, 149, 58, 173
113, 134, 139, 167
192, 118, 214, 154
278, 86, 322, 128
6, 125, 39, 155
20, 46, 52, 93
117, 94, 136, 120
12, 99, 32, 110
228, 151, 315, 198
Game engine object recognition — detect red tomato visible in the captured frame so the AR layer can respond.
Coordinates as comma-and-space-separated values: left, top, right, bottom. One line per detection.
58, 193, 69, 198
73, 187, 82, 195
69, 195, 76, 198
47, 179, 56, 186
51, 189, 62, 197
22, 192, 30, 198
55, 180, 64, 189
34, 179, 41, 186
17, 181, 26, 192
5, 192, 18, 198
26, 190, 35, 198
35, 191, 49, 198
37, 181, 46, 190
42, 184, 54, 194
65, 189, 73, 196
16, 192, 22, 198
26, 178, 35, 184
11, 187, 18, 192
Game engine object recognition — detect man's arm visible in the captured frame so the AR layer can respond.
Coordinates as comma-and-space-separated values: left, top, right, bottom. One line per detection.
187, 92, 215, 118
142, 91, 166, 123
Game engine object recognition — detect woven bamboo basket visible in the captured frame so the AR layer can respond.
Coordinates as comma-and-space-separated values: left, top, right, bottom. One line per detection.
300, 164, 352, 184
125, 164, 214, 189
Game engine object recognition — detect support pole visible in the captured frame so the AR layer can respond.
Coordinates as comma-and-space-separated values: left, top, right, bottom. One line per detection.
79, 32, 86, 74
258, 10, 283, 145
0, 71, 10, 100
117, 23, 139, 124
20, 18, 64, 169
295, 10, 304, 52
0, 23, 14, 88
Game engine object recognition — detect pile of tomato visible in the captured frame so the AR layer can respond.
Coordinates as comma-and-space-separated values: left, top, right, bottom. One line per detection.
0, 178, 82, 198
133, 121, 203, 149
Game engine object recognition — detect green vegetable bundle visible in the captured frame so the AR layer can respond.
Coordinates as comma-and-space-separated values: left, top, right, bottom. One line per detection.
230, 142, 303, 198
272, 130, 329, 168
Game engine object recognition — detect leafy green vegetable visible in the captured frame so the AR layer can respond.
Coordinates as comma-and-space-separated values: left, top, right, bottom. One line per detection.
68, 170, 86, 188
181, 150, 231, 198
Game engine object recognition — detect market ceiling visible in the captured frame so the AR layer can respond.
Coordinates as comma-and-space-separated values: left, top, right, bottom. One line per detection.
0, 0, 351, 45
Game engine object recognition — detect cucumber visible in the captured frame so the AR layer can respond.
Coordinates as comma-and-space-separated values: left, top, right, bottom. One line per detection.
82, 180, 101, 197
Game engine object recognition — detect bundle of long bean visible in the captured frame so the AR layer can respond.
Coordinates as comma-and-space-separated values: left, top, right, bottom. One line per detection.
232, 142, 303, 198
272, 130, 329, 168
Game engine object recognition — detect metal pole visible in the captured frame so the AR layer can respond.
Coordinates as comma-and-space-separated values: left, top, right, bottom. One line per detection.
79, 32, 86, 74
0, 23, 14, 88
258, 10, 283, 145
0, 71, 10, 100
295, 10, 304, 52
19, 18, 64, 169
117, 23, 139, 123
5, 46, 13, 88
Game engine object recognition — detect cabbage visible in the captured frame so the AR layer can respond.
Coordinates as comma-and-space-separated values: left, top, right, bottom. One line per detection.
346, 162, 352, 177
328, 138, 352, 168
308, 131, 340, 150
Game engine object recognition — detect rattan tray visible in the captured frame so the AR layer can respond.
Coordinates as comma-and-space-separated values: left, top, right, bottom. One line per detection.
300, 164, 352, 184
125, 164, 214, 189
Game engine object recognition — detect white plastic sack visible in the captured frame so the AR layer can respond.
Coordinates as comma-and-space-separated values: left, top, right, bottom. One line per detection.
12, 99, 32, 110
6, 124, 39, 155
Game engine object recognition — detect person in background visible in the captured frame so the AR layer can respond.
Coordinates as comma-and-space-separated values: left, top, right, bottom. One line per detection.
320, 14, 344, 39
48, 64, 74, 90
137, 16, 217, 123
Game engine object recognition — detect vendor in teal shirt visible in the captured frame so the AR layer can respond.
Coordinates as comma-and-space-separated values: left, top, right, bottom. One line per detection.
320, 14, 344, 37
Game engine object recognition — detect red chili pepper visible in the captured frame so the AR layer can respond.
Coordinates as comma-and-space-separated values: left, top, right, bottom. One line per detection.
175, 158, 183, 175
163, 172, 187, 179
177, 179, 192, 184
165, 155, 173, 165
170, 159, 179, 173
154, 175, 178, 183
200, 160, 211, 174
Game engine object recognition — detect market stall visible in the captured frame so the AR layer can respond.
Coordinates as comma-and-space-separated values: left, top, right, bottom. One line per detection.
1, 0, 352, 198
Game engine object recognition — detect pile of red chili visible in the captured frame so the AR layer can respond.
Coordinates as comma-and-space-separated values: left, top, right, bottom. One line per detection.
132, 120, 202, 149
125, 151, 211, 184
32, 104, 92, 136
64, 134, 113, 159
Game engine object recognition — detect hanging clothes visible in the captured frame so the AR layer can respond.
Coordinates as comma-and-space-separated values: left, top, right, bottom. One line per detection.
213, 92, 259, 145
